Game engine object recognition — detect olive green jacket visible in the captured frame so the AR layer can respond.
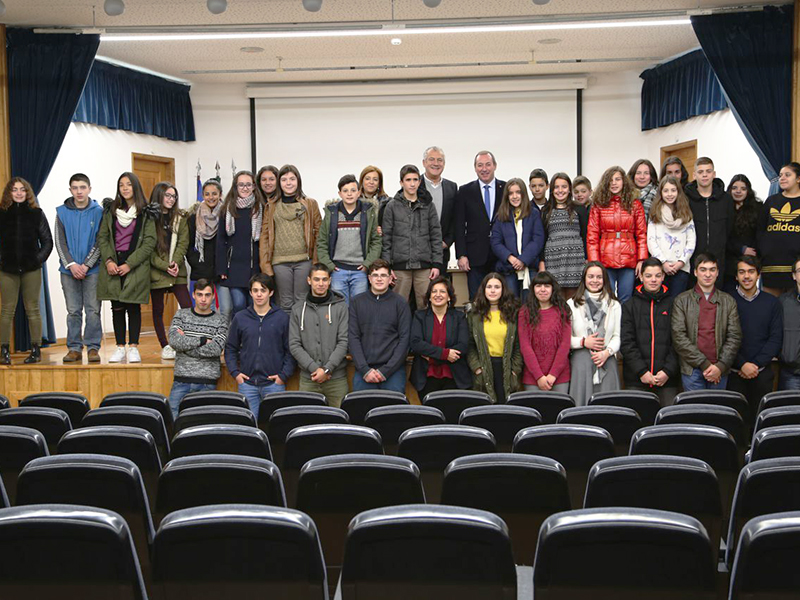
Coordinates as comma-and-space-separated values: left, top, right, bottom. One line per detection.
150, 211, 189, 289
466, 309, 523, 402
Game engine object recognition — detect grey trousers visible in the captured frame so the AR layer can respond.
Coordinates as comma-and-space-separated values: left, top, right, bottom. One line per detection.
273, 260, 312, 314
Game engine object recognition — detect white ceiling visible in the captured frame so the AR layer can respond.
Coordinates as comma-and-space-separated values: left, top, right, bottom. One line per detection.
0, 0, 784, 84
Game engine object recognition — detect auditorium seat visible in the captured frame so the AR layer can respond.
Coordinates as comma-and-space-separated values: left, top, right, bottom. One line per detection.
0, 474, 8, 508
726, 457, 800, 570
156, 454, 285, 525
341, 390, 408, 425
152, 504, 327, 599
341, 504, 517, 600
656, 403, 748, 463
267, 405, 349, 468
750, 425, 800, 462
584, 455, 723, 559
258, 391, 327, 428
398, 424, 496, 503
179, 390, 248, 412
533, 507, 717, 600
589, 389, 661, 426
296, 454, 424, 588
20, 392, 90, 427
0, 425, 48, 504
757, 389, 800, 414
422, 389, 492, 424
101, 391, 174, 438
0, 394, 9, 409
0, 504, 147, 600
441, 453, 570, 565
507, 390, 574, 424
459, 404, 542, 452
630, 424, 740, 521
16, 454, 155, 576
675, 389, 750, 426
513, 423, 615, 509
171, 424, 272, 461
57, 425, 162, 510
81, 405, 170, 465
753, 405, 800, 438
174, 405, 256, 434
729, 511, 800, 600
0, 406, 72, 454
557, 405, 641, 456
364, 404, 445, 455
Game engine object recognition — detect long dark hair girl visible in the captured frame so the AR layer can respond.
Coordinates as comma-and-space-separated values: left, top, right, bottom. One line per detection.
255, 165, 279, 203
222, 170, 259, 219
572, 261, 617, 306
151, 181, 181, 256
471, 272, 520, 324
496, 178, 532, 223
541, 172, 577, 227
727, 174, 760, 238
592, 166, 637, 212
111, 171, 148, 214
524, 270, 571, 328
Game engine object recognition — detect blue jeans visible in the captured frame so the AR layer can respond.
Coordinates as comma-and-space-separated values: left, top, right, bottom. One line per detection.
238, 381, 285, 420
664, 270, 690, 297
779, 369, 800, 391
504, 271, 531, 301
332, 269, 368, 304
466, 264, 492, 304
681, 368, 729, 391
352, 368, 407, 394
60, 272, 102, 351
168, 382, 216, 419
215, 285, 232, 323
607, 267, 635, 304
228, 286, 251, 317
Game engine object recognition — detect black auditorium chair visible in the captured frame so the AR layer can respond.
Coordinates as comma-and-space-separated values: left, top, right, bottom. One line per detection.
0, 425, 48, 504
589, 389, 661, 426
101, 391, 174, 438
441, 453, 570, 565
584, 455, 723, 559
513, 423, 615, 509
506, 390, 574, 424
533, 507, 717, 600
398, 424, 496, 503
0, 505, 147, 600
675, 389, 750, 427
174, 405, 256, 434
296, 454, 424, 588
152, 505, 328, 600
81, 405, 170, 465
557, 405, 641, 456
726, 457, 800, 570
459, 404, 542, 452
0, 406, 72, 454
341, 390, 408, 426
0, 474, 8, 508
630, 424, 740, 521
341, 504, 517, 600
171, 424, 272, 460
656, 403, 748, 463
16, 454, 155, 576
750, 425, 800, 462
258, 391, 328, 428
422, 390, 492, 424
758, 389, 800, 414
179, 390, 248, 412
57, 425, 162, 511
729, 511, 800, 600
20, 392, 90, 427
364, 404, 445, 455
283, 423, 383, 507
0, 394, 9, 409
267, 405, 349, 468
156, 454, 285, 525
753, 405, 800, 438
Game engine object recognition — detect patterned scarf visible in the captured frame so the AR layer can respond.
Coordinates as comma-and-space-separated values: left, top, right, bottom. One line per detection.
225, 193, 262, 242
195, 201, 221, 262
583, 290, 609, 385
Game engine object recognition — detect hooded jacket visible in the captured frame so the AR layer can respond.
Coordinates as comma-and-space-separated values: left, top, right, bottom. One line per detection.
684, 178, 735, 275
0, 201, 53, 274
225, 305, 296, 386
289, 290, 349, 381
381, 191, 443, 270
55, 197, 103, 276
150, 210, 189, 289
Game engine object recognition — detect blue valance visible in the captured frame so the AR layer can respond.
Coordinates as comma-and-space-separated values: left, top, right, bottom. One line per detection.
639, 49, 728, 131
73, 59, 196, 142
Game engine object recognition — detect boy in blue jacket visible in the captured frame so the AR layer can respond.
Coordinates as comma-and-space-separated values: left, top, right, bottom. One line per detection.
225, 273, 296, 418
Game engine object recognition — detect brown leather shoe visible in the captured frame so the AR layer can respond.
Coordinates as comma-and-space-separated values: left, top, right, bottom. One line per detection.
63, 350, 82, 363
87, 349, 101, 363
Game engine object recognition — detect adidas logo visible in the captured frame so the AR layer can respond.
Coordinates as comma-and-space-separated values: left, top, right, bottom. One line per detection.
770, 202, 800, 222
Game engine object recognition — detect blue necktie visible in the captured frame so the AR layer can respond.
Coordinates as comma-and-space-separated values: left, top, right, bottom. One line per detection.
484, 184, 491, 219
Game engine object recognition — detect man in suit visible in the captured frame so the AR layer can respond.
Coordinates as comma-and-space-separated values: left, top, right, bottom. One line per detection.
454, 150, 506, 299
421, 146, 459, 275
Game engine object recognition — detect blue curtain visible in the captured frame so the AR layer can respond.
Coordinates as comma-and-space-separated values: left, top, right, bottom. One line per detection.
6, 29, 100, 350
692, 5, 793, 195
74, 60, 196, 142
639, 49, 728, 131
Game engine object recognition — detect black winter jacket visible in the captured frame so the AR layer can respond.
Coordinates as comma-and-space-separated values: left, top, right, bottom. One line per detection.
0, 201, 53, 274
410, 307, 472, 390
186, 210, 218, 282
620, 284, 679, 387
684, 178, 735, 276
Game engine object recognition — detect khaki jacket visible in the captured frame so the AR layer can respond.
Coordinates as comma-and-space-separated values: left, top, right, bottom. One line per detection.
259, 196, 321, 275
466, 310, 523, 403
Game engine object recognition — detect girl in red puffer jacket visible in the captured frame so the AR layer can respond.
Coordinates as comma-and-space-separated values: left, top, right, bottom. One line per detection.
586, 166, 648, 304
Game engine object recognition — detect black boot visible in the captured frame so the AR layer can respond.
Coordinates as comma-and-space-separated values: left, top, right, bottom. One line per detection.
0, 345, 10, 365
24, 344, 41, 364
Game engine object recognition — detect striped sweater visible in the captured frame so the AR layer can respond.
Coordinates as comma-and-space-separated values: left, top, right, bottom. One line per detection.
168, 308, 229, 384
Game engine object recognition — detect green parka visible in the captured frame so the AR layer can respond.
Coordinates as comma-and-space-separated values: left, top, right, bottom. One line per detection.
150, 211, 189, 289
466, 309, 523, 403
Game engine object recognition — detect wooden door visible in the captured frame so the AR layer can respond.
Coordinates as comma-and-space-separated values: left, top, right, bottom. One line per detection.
132, 153, 178, 335
660, 140, 697, 182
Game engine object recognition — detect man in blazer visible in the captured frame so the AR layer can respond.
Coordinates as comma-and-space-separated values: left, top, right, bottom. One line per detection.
454, 150, 506, 299
421, 146, 459, 274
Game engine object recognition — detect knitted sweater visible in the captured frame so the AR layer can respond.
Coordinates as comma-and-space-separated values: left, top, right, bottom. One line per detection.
518, 305, 571, 385
168, 308, 229, 384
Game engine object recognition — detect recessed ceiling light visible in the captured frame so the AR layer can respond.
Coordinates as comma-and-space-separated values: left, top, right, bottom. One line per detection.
240, 46, 265, 53
391, 38, 402, 45
532, 0, 551, 5
538, 38, 561, 44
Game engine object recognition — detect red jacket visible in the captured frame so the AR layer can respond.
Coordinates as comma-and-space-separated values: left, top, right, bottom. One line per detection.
586, 197, 648, 269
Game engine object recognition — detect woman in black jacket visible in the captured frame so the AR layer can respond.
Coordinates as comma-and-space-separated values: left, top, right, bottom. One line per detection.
725, 174, 760, 292
0, 177, 53, 364
410, 276, 471, 398
620, 257, 679, 406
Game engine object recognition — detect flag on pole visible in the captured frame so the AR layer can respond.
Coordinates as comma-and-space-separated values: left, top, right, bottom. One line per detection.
196, 159, 203, 202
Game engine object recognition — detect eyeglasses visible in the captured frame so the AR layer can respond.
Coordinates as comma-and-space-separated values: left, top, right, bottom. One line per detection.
237, 182, 254, 189
369, 273, 390, 279
164, 193, 177, 200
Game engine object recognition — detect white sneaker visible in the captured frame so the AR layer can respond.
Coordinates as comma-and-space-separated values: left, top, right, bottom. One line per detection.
161, 345, 176, 360
109, 346, 126, 363
127, 347, 141, 363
